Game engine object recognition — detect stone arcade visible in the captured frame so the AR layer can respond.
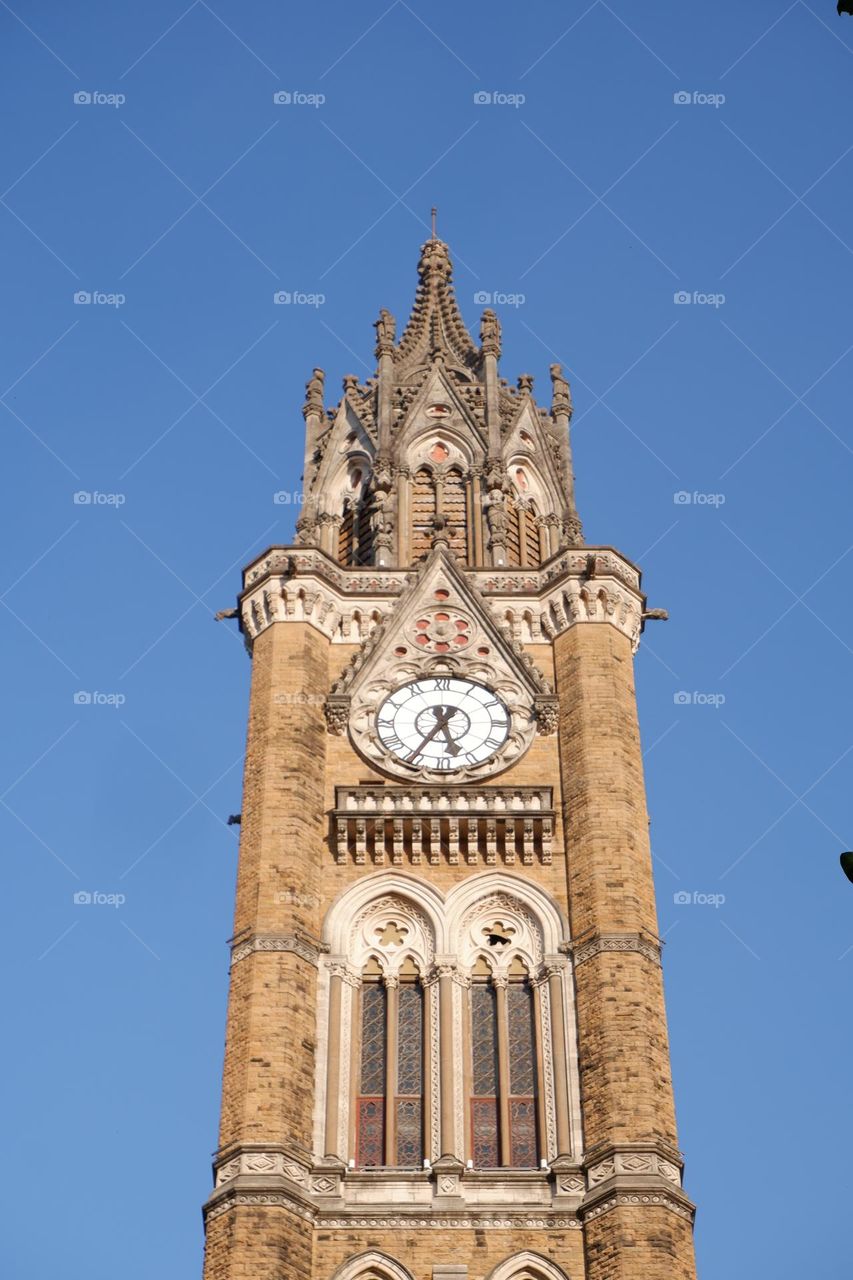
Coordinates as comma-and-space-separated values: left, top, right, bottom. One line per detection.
201, 232, 698, 1280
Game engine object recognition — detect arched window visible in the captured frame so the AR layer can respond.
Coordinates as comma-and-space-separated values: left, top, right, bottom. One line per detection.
442, 467, 469, 562
355, 955, 425, 1169
505, 499, 542, 568
411, 467, 436, 561
469, 956, 539, 1167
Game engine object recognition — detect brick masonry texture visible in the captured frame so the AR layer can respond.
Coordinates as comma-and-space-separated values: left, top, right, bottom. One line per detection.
203, 620, 697, 1280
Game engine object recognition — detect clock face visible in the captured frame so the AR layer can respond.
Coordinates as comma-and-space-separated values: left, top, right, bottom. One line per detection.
376, 677, 511, 772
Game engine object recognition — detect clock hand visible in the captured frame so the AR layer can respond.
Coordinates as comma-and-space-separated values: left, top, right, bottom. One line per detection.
436, 718, 462, 756
407, 704, 455, 761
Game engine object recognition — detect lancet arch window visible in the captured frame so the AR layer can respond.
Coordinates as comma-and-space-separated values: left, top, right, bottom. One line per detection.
337, 478, 374, 568
356, 954, 426, 1168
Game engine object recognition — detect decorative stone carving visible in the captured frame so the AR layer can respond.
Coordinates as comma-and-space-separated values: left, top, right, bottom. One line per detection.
585, 1149, 683, 1190
335, 548, 551, 783
331, 785, 553, 866
572, 932, 662, 968
230, 932, 325, 967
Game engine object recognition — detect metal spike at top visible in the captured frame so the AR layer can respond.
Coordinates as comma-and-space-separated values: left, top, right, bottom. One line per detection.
431, 206, 437, 239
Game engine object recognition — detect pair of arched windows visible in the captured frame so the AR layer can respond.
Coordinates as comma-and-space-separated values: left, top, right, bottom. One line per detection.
354, 957, 540, 1169
320, 874, 579, 1175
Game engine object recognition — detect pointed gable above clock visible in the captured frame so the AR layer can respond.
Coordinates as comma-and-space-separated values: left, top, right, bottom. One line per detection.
327, 546, 557, 781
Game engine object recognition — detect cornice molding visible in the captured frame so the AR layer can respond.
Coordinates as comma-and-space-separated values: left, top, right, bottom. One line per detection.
237, 545, 646, 653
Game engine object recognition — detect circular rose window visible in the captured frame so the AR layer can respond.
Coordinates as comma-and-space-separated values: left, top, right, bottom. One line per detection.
409, 609, 473, 653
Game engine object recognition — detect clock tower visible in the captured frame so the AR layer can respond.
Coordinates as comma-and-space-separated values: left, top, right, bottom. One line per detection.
201, 233, 698, 1280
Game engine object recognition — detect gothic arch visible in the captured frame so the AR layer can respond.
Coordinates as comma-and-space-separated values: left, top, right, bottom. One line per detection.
330, 1251, 416, 1280
485, 1253, 572, 1280
445, 871, 568, 963
323, 871, 447, 956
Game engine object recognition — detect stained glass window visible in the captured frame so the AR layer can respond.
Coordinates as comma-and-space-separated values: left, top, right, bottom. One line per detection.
507, 980, 538, 1167
471, 982, 500, 1166
395, 982, 424, 1166
356, 982, 386, 1166
357, 1099, 384, 1168
360, 983, 387, 1095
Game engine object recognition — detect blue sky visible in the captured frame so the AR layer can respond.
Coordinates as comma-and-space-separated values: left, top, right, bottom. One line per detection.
2, 2, 852, 1277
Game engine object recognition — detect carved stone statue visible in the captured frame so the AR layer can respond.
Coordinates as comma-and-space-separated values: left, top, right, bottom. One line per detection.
374, 308, 396, 358
550, 363, 572, 417
303, 367, 325, 415
480, 308, 501, 357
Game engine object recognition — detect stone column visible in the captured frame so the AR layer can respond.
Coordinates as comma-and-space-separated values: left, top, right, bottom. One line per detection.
545, 961, 572, 1160
493, 975, 511, 1166
384, 974, 399, 1166
437, 964, 457, 1160
323, 966, 345, 1159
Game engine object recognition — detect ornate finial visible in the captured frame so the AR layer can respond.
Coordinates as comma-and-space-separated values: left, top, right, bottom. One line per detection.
342, 374, 359, 396
374, 308, 396, 359
550, 363, 573, 417
431, 206, 437, 239
418, 235, 452, 283
517, 373, 534, 394
302, 366, 325, 418
480, 308, 501, 358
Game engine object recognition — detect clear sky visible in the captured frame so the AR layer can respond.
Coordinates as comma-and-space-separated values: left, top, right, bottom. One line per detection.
2, 2, 852, 1277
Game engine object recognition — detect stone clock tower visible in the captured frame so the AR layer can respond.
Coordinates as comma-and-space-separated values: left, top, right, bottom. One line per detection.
201, 234, 698, 1280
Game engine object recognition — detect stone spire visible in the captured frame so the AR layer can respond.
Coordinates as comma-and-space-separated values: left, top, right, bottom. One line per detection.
393, 235, 479, 376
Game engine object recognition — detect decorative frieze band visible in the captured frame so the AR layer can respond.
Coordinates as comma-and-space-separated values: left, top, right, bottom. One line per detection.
319, 1214, 582, 1229
208, 1192, 584, 1230
230, 932, 325, 967
332, 785, 554, 867
581, 1191, 694, 1225
586, 1150, 682, 1189
571, 932, 662, 968
215, 1150, 313, 1188
237, 545, 645, 652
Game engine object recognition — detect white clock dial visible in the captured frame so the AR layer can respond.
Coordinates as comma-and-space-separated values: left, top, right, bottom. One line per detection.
376, 677, 511, 772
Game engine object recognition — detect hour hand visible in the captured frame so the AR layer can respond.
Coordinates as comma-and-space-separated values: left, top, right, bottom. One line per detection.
437, 718, 461, 756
